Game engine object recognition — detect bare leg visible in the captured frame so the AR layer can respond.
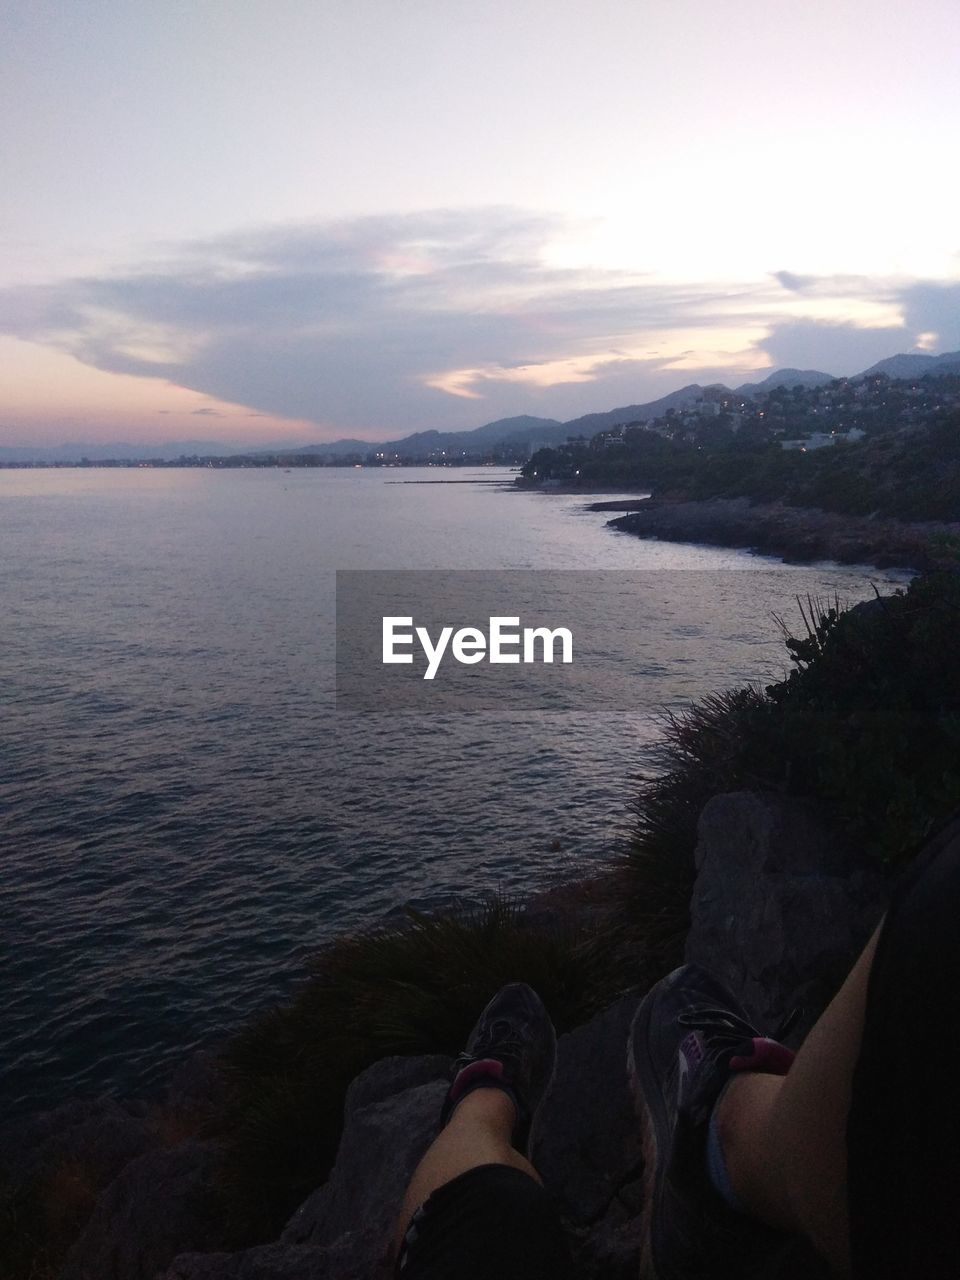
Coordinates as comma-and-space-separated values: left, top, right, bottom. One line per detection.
392, 1087, 541, 1255
714, 923, 882, 1276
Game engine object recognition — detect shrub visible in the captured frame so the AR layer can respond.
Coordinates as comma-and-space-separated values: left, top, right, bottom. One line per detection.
621, 571, 960, 901
214, 896, 636, 1240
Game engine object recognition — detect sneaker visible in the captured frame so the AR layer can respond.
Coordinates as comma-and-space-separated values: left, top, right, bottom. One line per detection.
627, 964, 796, 1279
440, 982, 557, 1154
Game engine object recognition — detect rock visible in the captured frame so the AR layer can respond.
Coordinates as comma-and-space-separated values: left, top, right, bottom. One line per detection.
280, 1054, 451, 1274
60, 1140, 226, 1280
575, 1190, 646, 1280
533, 994, 643, 1227
0, 1097, 154, 1191
532, 995, 646, 1278
164, 1242, 338, 1279
340, 1053, 451, 1116
685, 792, 888, 1038
163, 1253, 242, 1280
166, 1050, 224, 1116
609, 497, 939, 572
164, 1057, 452, 1280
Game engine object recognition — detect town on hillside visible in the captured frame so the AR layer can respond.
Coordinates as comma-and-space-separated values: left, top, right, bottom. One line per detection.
519, 371, 960, 522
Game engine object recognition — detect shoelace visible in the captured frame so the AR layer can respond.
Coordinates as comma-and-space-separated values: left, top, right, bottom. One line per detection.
677, 1003, 760, 1048
463, 1018, 526, 1066
677, 1003, 800, 1047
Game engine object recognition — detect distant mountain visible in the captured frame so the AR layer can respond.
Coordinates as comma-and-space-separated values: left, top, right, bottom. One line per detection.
282, 437, 382, 457
6, 349, 960, 464
859, 350, 960, 380
556, 384, 728, 439
0, 439, 257, 463
289, 415, 565, 459
736, 368, 833, 394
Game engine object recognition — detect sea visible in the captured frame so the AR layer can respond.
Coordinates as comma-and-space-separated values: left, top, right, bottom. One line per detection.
0, 466, 906, 1117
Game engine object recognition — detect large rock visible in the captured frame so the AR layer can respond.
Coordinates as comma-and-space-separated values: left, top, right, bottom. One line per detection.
165, 1050, 224, 1118
685, 792, 888, 1038
164, 1055, 452, 1280
533, 994, 645, 1276
338, 1053, 451, 1117
0, 1097, 153, 1191
61, 1140, 226, 1280
164, 1241, 350, 1279
534, 994, 642, 1224
281, 1055, 451, 1274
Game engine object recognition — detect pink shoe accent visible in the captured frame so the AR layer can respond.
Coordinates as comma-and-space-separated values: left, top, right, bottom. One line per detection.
730, 1036, 795, 1076
448, 1057, 506, 1103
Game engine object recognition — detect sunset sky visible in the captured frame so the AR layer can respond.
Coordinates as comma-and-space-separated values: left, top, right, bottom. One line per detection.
2, 0, 959, 447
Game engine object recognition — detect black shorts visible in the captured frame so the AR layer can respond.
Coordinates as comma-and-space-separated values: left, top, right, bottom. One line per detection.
395, 1164, 574, 1279
847, 814, 960, 1279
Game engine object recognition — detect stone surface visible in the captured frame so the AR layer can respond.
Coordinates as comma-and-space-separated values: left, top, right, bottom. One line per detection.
609, 497, 943, 572
60, 1140, 226, 1280
575, 1191, 646, 1280
165, 1050, 224, 1117
340, 1053, 451, 1116
533, 994, 643, 1227
0, 1097, 154, 1191
282, 1073, 449, 1265
281, 1054, 452, 1256
163, 1253, 242, 1280
165, 1057, 452, 1280
164, 1241, 359, 1280
685, 791, 888, 1039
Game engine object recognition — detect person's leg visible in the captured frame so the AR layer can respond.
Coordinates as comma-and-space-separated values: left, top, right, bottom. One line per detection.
714, 924, 880, 1274
392, 1087, 539, 1255
634, 812, 960, 1280
391, 982, 572, 1279
718, 814, 960, 1277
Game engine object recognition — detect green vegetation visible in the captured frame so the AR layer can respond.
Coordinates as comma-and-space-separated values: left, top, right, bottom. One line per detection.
621, 570, 960, 925
522, 383, 960, 523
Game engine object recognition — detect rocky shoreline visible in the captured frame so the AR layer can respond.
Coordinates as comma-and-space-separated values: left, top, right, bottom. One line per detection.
2, 795, 887, 1280
596, 496, 955, 571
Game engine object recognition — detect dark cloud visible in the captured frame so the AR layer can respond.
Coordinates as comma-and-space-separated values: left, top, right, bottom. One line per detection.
1, 208, 954, 432
757, 318, 909, 375
190, 407, 222, 416
773, 270, 815, 292
899, 281, 960, 350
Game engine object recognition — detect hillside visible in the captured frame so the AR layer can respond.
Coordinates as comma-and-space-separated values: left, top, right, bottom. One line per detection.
520, 372, 960, 523
288, 414, 565, 459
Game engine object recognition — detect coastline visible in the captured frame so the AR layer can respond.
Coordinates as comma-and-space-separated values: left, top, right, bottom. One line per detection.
596, 496, 954, 572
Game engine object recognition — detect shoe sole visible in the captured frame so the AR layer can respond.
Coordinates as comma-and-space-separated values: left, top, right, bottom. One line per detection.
626, 986, 670, 1280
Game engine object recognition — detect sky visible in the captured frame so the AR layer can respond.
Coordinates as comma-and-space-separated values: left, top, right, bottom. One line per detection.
1, 0, 959, 448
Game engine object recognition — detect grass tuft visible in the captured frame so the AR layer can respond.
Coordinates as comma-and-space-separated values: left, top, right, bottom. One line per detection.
214, 895, 638, 1240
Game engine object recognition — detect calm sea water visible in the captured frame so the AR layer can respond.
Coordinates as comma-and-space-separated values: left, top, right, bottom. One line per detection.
0, 467, 903, 1116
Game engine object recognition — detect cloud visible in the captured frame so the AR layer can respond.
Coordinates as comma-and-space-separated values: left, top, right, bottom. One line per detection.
1, 208, 956, 434
190, 407, 222, 416
774, 270, 815, 293
899, 281, 960, 352
756, 317, 908, 375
